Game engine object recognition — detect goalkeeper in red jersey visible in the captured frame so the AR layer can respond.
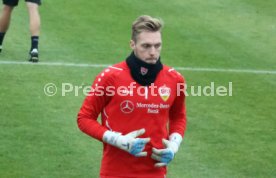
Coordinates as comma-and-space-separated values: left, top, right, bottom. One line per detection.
77, 15, 187, 178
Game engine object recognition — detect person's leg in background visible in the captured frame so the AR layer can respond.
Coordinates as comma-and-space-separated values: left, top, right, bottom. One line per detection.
0, 0, 18, 52
26, 0, 41, 62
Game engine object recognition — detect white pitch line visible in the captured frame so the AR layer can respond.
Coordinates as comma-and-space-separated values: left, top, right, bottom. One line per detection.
0, 60, 276, 75
0, 60, 109, 68
174, 67, 276, 75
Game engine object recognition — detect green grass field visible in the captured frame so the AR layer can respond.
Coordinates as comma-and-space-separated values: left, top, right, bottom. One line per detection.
0, 0, 275, 177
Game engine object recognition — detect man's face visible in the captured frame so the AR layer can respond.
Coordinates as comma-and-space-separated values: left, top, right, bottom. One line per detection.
130, 31, 162, 64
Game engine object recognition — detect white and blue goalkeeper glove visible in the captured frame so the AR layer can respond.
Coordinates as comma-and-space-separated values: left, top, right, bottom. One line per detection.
151, 133, 182, 167
103, 128, 150, 157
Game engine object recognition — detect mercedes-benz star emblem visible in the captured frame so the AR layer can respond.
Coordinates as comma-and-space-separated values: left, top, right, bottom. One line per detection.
120, 100, 134, 114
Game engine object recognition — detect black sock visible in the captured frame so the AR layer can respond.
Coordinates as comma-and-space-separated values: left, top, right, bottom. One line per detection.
31, 36, 39, 51
0, 32, 6, 46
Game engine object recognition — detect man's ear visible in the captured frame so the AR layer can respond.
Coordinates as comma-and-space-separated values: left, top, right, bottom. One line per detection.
130, 40, 135, 50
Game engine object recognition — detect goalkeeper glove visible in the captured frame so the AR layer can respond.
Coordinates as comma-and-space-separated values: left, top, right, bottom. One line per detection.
151, 133, 182, 167
103, 128, 150, 157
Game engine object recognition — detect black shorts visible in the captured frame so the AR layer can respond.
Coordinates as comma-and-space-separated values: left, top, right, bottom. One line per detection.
3, 0, 41, 7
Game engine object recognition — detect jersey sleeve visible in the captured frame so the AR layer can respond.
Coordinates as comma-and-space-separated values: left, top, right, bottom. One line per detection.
77, 68, 114, 141
169, 73, 187, 137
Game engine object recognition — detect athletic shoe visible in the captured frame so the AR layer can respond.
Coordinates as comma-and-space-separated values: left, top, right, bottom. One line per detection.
29, 48, 39, 62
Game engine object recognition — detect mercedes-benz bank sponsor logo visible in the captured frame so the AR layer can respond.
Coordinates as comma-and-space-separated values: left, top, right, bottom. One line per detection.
120, 100, 170, 114
120, 100, 134, 114
136, 102, 170, 114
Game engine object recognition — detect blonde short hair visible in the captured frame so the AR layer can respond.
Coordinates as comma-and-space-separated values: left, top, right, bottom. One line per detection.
132, 15, 163, 42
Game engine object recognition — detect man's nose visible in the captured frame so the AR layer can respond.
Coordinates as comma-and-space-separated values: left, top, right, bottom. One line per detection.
149, 46, 156, 55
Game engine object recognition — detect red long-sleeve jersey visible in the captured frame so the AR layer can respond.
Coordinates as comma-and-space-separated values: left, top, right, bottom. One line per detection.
77, 61, 186, 178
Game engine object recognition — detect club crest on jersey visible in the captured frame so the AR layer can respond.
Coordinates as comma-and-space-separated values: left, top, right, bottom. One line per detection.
158, 85, 171, 102
140, 67, 148, 75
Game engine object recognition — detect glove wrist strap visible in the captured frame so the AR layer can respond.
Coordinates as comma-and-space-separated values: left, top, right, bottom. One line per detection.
103, 130, 122, 146
169, 133, 183, 153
